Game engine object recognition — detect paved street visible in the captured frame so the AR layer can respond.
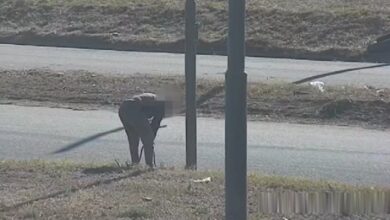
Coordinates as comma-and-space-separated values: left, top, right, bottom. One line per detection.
1, 104, 389, 186
1, 44, 390, 87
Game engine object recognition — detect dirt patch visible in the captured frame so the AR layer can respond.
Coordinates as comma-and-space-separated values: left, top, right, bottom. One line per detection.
1, 0, 390, 61
1, 160, 388, 219
1, 69, 390, 129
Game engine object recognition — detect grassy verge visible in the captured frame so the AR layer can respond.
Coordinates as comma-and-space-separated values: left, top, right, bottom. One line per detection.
1, 69, 390, 129
1, 160, 388, 219
0, 0, 389, 61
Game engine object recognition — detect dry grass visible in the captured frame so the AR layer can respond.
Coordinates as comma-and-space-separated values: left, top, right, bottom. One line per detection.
0, 0, 389, 60
1, 160, 386, 220
1, 69, 390, 128
7, 0, 390, 13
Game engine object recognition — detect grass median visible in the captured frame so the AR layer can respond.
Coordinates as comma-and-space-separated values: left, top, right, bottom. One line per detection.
1, 69, 390, 129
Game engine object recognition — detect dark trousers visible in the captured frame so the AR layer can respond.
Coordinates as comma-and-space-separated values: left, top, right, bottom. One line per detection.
118, 100, 155, 166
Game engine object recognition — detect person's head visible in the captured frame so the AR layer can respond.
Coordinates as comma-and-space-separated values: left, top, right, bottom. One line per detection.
156, 85, 184, 118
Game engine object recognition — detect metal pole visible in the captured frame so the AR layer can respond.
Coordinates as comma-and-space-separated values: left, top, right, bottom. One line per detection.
185, 0, 197, 169
225, 0, 247, 218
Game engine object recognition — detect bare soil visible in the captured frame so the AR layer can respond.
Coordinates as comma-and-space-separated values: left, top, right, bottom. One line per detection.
1, 69, 390, 129
1, 0, 390, 61
0, 160, 388, 220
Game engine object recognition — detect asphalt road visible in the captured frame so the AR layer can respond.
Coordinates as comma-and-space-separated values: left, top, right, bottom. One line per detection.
1, 104, 389, 187
1, 44, 390, 87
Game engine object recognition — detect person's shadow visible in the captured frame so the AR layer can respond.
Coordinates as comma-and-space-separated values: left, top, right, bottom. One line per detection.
364, 34, 390, 63
293, 63, 390, 84
52, 63, 390, 154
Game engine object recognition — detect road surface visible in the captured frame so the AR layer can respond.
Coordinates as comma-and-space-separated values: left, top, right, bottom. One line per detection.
1, 104, 389, 187
1, 44, 390, 87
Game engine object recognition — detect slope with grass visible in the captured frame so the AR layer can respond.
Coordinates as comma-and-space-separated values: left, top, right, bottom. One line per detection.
1, 0, 389, 61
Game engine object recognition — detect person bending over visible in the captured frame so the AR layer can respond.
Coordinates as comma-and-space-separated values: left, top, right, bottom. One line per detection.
118, 93, 166, 167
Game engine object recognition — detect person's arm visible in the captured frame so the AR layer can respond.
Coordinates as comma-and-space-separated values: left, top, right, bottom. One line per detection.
134, 93, 165, 137
149, 102, 165, 137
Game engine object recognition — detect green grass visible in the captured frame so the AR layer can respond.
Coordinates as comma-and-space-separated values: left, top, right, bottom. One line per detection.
0, 160, 381, 192
0, 159, 83, 172
117, 207, 151, 219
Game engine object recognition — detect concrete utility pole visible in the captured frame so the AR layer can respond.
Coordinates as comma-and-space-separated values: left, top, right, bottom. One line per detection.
225, 0, 247, 218
185, 0, 197, 169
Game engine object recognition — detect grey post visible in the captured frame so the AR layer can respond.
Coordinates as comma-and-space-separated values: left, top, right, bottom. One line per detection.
185, 0, 197, 169
225, 0, 247, 218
